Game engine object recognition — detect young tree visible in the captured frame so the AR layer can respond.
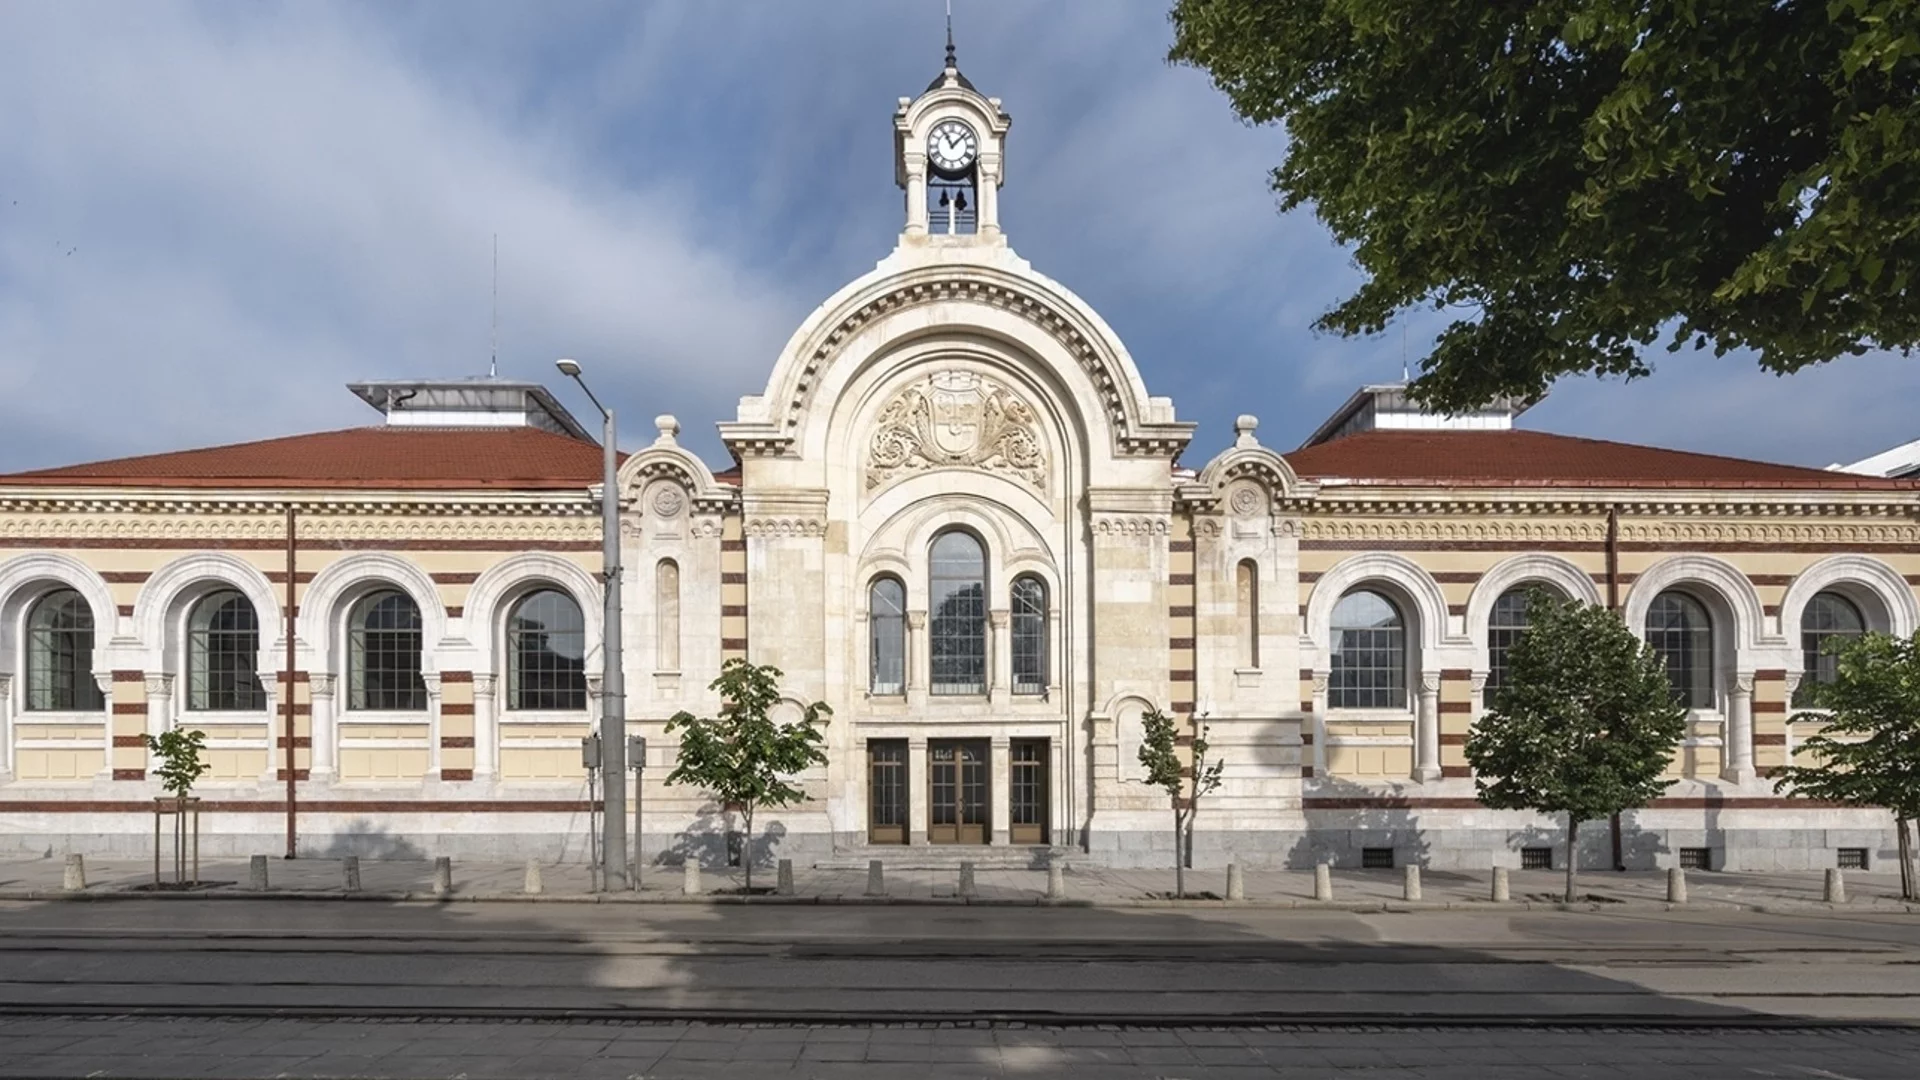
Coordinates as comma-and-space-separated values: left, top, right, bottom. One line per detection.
1465, 590, 1687, 901
142, 728, 212, 799
1169, 1, 1920, 410
1774, 631, 1920, 901
1138, 708, 1226, 899
664, 659, 831, 892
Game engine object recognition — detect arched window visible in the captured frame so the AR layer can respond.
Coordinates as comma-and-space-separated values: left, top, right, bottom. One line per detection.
929, 530, 986, 695
1646, 590, 1713, 709
1484, 585, 1565, 707
1330, 589, 1406, 709
1236, 560, 1260, 669
187, 590, 265, 711
1798, 591, 1866, 704
869, 577, 906, 696
347, 590, 426, 711
507, 589, 586, 711
1011, 575, 1048, 695
25, 589, 104, 712
655, 560, 680, 672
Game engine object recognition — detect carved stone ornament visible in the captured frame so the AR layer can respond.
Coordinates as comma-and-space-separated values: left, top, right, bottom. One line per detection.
1229, 485, 1264, 517
866, 371, 1046, 494
650, 486, 686, 519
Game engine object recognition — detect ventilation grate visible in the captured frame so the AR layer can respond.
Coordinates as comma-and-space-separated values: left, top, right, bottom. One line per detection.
1361, 847, 1395, 869
1520, 847, 1553, 870
1837, 848, 1868, 870
1679, 847, 1711, 870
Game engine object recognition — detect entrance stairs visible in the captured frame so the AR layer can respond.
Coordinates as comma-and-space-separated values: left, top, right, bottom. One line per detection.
812, 846, 1074, 871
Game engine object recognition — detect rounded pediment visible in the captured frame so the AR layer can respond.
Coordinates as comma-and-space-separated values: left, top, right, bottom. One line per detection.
722, 257, 1193, 463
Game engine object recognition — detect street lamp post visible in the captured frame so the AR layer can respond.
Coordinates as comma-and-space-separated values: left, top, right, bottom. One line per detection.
556, 358, 628, 891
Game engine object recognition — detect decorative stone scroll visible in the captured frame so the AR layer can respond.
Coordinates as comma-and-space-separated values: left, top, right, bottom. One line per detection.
866, 371, 1046, 494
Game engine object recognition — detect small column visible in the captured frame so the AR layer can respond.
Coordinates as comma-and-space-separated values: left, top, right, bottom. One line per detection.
904, 159, 929, 237
93, 672, 113, 780
989, 734, 1011, 845
1310, 673, 1330, 778
472, 674, 499, 782
906, 611, 928, 709
309, 674, 337, 783
144, 674, 174, 740
0, 673, 13, 779
422, 672, 443, 779
907, 736, 929, 845
1724, 673, 1756, 784
977, 158, 1001, 236
1415, 672, 1441, 782
988, 608, 1010, 705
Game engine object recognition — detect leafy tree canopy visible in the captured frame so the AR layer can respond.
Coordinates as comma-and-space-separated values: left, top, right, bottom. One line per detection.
1775, 630, 1920, 822
1170, 0, 1920, 410
1466, 591, 1687, 824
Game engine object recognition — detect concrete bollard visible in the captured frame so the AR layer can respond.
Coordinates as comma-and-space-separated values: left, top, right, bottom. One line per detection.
1667, 866, 1688, 904
62, 853, 86, 892
343, 856, 361, 892
523, 859, 543, 896
865, 859, 886, 897
1313, 862, 1333, 901
682, 861, 702, 896
1491, 866, 1511, 903
776, 858, 794, 896
1403, 864, 1422, 902
1047, 860, 1066, 900
248, 855, 269, 891
1226, 863, 1245, 901
1825, 867, 1847, 904
432, 856, 452, 898
958, 861, 977, 898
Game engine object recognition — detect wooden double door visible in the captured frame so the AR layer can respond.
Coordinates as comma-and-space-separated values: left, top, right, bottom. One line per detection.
866, 738, 1049, 845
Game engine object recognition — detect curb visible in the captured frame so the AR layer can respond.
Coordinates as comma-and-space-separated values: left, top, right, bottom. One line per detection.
4, 887, 1912, 914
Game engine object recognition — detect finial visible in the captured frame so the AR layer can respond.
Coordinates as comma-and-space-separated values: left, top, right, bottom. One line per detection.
654, 415, 681, 445
1234, 414, 1260, 448
945, 0, 956, 69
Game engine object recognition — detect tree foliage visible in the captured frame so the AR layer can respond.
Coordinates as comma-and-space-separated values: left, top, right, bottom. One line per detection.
1169, 0, 1920, 410
1465, 590, 1687, 900
1774, 630, 1920, 899
1139, 707, 1226, 898
664, 659, 831, 891
142, 728, 212, 799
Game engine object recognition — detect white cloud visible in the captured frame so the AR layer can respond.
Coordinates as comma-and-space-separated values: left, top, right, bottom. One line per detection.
0, 2, 804, 470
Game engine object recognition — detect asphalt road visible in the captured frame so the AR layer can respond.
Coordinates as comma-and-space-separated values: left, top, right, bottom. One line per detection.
1, 899, 1917, 1077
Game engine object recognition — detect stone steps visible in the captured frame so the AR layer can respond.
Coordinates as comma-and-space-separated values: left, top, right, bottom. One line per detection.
813, 846, 1072, 871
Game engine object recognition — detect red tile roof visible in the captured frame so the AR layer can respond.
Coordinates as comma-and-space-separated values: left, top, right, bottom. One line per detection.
1283, 430, 1917, 490
0, 427, 613, 491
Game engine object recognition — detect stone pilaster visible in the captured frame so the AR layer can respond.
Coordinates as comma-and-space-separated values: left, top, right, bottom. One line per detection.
309, 674, 337, 783
1724, 672, 1756, 784
472, 674, 498, 782
1415, 671, 1441, 782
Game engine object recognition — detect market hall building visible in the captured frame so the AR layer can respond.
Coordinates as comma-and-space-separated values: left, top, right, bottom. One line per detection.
1, 57, 1915, 872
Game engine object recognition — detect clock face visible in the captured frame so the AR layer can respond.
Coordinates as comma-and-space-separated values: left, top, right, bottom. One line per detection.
927, 119, 978, 174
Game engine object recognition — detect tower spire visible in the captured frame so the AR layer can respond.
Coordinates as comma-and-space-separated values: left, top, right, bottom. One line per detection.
944, 0, 956, 69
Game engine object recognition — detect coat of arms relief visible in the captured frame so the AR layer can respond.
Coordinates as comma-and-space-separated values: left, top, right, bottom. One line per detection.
866, 371, 1047, 494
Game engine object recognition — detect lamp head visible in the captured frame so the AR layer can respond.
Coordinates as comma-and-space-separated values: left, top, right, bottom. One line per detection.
554, 358, 582, 378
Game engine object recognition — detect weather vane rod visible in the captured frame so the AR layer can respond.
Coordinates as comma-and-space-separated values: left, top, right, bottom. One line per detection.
945, 0, 956, 68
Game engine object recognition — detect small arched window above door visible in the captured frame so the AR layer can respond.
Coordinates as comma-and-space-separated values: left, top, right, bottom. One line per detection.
869, 576, 906, 696
1010, 575, 1047, 695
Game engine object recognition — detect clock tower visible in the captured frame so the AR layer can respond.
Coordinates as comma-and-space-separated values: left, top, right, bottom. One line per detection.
894, 36, 1011, 240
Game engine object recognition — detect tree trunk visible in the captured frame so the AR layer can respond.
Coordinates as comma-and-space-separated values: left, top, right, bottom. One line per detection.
1173, 808, 1185, 899
1898, 815, 1916, 903
742, 806, 754, 893
1564, 815, 1580, 903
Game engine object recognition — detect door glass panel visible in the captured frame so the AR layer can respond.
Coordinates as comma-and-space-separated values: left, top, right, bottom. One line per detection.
1010, 739, 1048, 845
868, 740, 907, 845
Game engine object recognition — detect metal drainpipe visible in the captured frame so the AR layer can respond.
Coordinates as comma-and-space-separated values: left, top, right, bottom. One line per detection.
284, 504, 299, 859
1605, 503, 1623, 869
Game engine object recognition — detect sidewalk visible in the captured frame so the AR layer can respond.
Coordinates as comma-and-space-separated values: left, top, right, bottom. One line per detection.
3, 855, 1914, 912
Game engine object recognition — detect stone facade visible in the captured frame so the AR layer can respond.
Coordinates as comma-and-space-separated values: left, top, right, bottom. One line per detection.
1, 58, 1916, 872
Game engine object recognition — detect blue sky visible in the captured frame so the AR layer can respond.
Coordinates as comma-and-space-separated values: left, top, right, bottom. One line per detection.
1, 1, 1914, 474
